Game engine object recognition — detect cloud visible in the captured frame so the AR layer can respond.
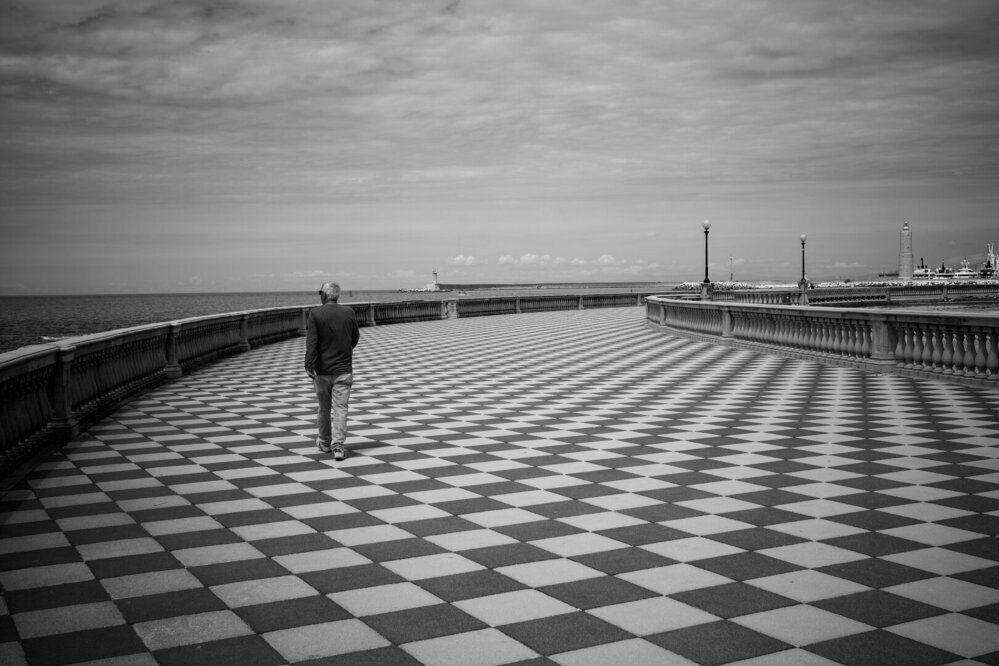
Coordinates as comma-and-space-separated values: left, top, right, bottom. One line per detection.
446, 255, 477, 266
594, 254, 624, 266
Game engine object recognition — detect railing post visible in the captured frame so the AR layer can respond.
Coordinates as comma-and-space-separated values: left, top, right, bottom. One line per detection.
367, 304, 377, 326
721, 308, 733, 338
298, 308, 309, 336
165, 323, 183, 378
446, 299, 458, 319
238, 313, 251, 352
48, 346, 79, 442
515, 298, 522, 314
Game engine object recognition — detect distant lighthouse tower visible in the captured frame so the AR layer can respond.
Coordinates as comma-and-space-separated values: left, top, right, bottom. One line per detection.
899, 222, 914, 280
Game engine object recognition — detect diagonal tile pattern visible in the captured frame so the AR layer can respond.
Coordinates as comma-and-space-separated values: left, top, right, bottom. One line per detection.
2, 307, 998, 665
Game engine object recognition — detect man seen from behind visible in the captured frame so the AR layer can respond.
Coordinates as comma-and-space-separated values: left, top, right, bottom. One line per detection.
305, 281, 360, 461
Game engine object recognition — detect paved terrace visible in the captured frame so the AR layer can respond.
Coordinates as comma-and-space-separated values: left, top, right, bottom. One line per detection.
2, 307, 998, 666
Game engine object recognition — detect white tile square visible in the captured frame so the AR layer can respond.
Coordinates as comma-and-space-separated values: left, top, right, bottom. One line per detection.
620, 564, 732, 595
734, 605, 871, 645
382, 553, 485, 581
455, 589, 575, 625
329, 582, 443, 616
589, 596, 719, 635
402, 628, 538, 666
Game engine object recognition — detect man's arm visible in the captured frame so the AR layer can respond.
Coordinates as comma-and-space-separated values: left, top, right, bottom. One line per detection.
304, 310, 318, 375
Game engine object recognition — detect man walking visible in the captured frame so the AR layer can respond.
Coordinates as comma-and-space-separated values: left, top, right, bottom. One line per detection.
305, 281, 360, 461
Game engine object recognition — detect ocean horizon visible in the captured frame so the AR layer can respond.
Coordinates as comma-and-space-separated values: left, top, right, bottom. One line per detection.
0, 284, 672, 354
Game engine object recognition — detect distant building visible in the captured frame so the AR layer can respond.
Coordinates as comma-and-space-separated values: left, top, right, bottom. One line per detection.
898, 222, 914, 280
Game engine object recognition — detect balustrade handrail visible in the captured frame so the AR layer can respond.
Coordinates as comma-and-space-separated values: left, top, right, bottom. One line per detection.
646, 296, 999, 388
1, 292, 649, 477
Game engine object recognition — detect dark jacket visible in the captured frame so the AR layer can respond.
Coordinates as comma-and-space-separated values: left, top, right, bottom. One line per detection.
305, 303, 359, 376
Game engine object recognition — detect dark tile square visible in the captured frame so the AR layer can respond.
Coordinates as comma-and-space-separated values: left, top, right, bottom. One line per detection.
540, 575, 657, 610
709, 527, 806, 551
4, 579, 109, 613
808, 629, 959, 666
647, 619, 792, 665
963, 602, 999, 625
47, 502, 122, 519
817, 559, 936, 589
671, 582, 796, 618
265, 491, 337, 509
129, 504, 204, 523
695, 552, 803, 581
595, 523, 688, 546
235, 594, 351, 633
525, 501, 603, 519
22, 625, 147, 666
0, 546, 79, 571
827, 510, 921, 531
822, 532, 926, 557
723, 506, 811, 527
155, 529, 244, 551
363, 603, 486, 644
635, 486, 713, 503
117, 587, 226, 623
550, 483, 621, 500
346, 494, 419, 512
154, 634, 285, 666
462, 542, 559, 568
571, 547, 675, 574
500, 611, 631, 656
432, 497, 510, 515
955, 565, 999, 589
494, 519, 584, 541
835, 492, 913, 510
813, 590, 946, 627
87, 551, 182, 579
396, 516, 481, 537
940, 514, 999, 536
254, 532, 339, 557
299, 563, 403, 594
214, 509, 292, 528
302, 511, 384, 533
301, 645, 423, 665
189, 557, 289, 586
417, 569, 526, 602
620, 503, 703, 523
352, 537, 446, 562
64, 524, 150, 546
943, 537, 999, 562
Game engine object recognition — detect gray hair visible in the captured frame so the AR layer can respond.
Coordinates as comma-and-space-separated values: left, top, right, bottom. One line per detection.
320, 281, 341, 301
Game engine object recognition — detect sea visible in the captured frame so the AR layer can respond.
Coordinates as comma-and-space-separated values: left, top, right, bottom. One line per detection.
0, 286, 665, 354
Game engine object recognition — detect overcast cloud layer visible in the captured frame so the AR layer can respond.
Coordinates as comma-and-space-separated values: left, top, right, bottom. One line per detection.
2, 0, 998, 293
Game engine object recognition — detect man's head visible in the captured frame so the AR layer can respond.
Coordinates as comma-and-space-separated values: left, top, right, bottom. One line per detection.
319, 281, 341, 304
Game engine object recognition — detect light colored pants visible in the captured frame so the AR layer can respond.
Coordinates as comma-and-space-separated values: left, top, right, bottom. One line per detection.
313, 371, 353, 446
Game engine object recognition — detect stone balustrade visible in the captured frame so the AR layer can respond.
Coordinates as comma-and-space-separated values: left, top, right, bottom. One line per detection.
646, 296, 999, 386
731, 282, 999, 306
0, 293, 648, 473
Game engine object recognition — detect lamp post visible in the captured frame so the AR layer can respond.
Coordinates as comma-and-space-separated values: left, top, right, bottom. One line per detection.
702, 219, 711, 283
800, 234, 807, 283
799, 233, 808, 305
700, 220, 712, 300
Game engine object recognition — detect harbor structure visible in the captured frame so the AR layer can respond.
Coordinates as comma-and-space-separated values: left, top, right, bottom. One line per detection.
898, 221, 914, 280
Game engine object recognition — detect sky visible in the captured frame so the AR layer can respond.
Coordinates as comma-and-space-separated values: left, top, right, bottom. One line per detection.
2, 0, 998, 294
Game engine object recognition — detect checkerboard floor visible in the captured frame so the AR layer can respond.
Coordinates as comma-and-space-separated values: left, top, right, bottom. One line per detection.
2, 307, 998, 665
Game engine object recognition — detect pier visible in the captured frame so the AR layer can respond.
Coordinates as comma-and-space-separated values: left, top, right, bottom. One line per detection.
2, 305, 999, 664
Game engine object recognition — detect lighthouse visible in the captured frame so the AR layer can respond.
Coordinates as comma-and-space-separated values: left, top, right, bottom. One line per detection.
898, 222, 914, 280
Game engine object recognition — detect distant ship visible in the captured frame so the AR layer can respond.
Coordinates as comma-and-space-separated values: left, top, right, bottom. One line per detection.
911, 243, 997, 280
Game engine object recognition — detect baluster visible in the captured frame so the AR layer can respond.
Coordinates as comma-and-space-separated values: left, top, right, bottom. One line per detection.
986, 329, 999, 381
919, 326, 933, 371
951, 329, 966, 375
962, 330, 976, 376
940, 327, 954, 375
910, 327, 923, 369
974, 329, 988, 378
859, 322, 871, 358
894, 325, 906, 366
929, 326, 943, 372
